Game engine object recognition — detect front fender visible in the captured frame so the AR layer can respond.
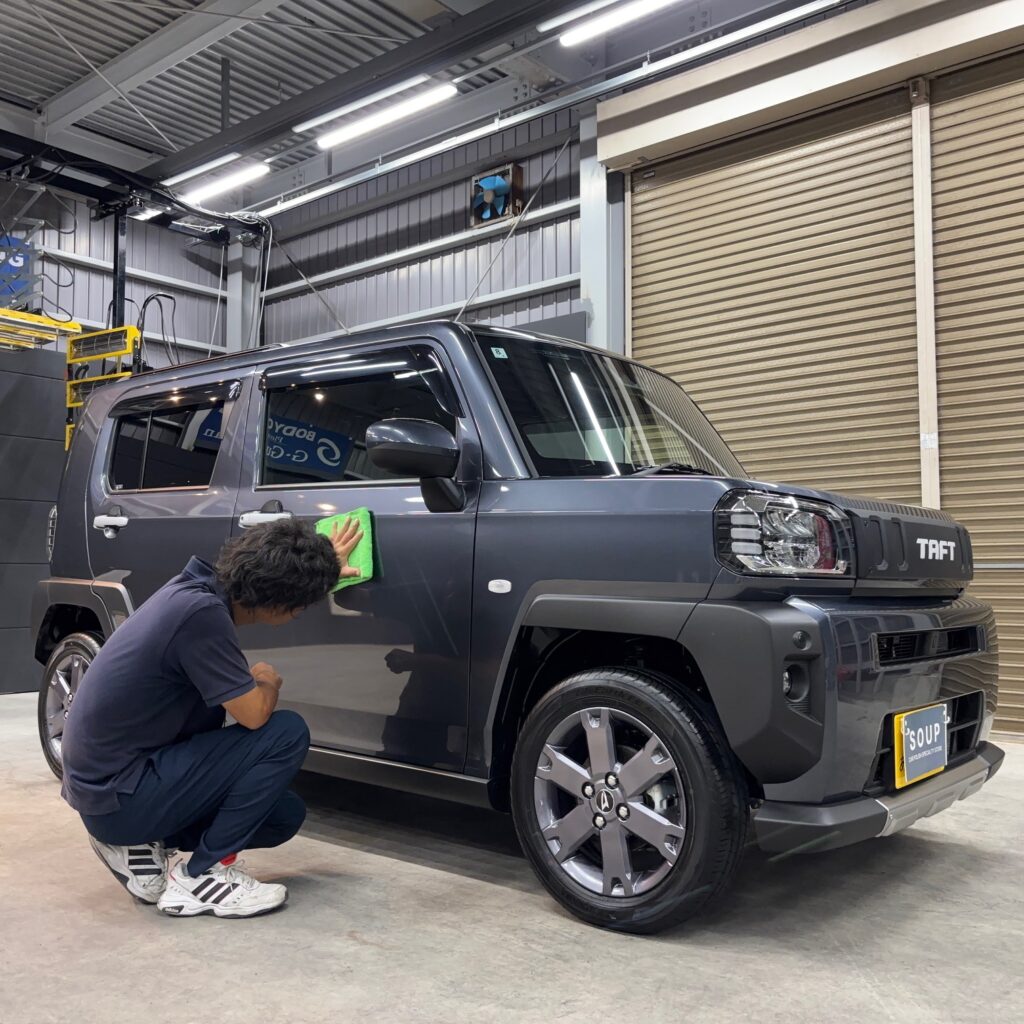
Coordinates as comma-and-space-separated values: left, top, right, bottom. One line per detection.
679, 600, 830, 784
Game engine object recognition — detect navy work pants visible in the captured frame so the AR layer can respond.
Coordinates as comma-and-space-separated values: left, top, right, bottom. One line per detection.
81, 710, 310, 877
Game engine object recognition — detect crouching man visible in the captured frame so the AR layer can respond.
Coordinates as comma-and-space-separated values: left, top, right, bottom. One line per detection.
60, 518, 362, 918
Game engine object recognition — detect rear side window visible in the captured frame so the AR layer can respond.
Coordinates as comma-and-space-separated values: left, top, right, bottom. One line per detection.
110, 398, 228, 491
261, 347, 458, 486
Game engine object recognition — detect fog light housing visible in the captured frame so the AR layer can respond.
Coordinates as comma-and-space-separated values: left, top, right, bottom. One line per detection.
715, 491, 854, 576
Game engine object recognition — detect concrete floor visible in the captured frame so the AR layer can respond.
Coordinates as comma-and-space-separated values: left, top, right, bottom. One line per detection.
1, 692, 1022, 1024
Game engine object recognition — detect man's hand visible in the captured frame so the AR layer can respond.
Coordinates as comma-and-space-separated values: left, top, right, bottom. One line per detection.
330, 518, 364, 580
251, 661, 283, 690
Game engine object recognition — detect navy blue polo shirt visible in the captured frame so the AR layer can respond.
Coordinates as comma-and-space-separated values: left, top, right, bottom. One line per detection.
61, 557, 256, 815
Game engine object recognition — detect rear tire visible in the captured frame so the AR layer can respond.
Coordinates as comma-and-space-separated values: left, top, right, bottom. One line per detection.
38, 632, 102, 780
511, 667, 748, 933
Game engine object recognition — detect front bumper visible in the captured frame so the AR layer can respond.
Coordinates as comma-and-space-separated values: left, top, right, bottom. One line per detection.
752, 741, 1004, 854
681, 593, 1000, 800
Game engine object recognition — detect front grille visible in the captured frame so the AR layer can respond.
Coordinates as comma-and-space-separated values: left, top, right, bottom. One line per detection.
876, 627, 980, 665
865, 690, 984, 795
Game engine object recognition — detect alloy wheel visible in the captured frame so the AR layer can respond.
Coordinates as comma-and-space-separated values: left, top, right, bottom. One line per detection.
42, 648, 90, 764
533, 707, 687, 898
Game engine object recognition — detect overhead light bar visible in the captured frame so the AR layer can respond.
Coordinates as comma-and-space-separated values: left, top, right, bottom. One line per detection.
316, 83, 459, 150
161, 152, 242, 187
258, 0, 841, 218
561, 0, 685, 46
131, 208, 162, 221
293, 74, 432, 134
537, 0, 620, 33
181, 163, 270, 205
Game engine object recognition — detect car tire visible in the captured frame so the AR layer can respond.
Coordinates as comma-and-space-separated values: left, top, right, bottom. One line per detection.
511, 667, 748, 934
38, 632, 102, 780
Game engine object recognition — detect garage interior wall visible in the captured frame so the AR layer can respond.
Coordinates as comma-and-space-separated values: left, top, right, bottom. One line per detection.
629, 53, 1023, 734
0, 183, 225, 366
263, 111, 580, 344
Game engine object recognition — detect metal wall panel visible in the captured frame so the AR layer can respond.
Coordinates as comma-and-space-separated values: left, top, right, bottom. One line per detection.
0, 348, 67, 692
631, 91, 921, 504
932, 52, 1024, 735
0, 628, 40, 694
265, 122, 581, 343
0, 184, 226, 351
0, 499, 55, 565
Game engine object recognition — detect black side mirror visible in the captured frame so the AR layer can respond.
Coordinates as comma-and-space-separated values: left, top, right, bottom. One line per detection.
366, 419, 464, 512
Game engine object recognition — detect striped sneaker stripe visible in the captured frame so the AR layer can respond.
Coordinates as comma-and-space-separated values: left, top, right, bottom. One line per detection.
192, 878, 218, 898
211, 884, 239, 905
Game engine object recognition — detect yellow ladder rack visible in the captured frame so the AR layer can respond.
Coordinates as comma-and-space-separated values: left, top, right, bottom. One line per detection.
65, 325, 139, 449
0, 307, 81, 350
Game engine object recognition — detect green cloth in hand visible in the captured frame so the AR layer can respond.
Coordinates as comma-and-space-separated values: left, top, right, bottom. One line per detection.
315, 507, 374, 592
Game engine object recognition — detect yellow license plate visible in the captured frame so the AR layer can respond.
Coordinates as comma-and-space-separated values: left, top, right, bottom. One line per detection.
893, 703, 948, 789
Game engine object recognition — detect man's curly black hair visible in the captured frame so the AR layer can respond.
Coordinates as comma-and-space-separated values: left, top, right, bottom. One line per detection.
215, 519, 339, 612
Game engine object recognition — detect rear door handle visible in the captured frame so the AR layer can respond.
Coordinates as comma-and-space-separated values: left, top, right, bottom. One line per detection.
93, 510, 128, 539
93, 514, 129, 529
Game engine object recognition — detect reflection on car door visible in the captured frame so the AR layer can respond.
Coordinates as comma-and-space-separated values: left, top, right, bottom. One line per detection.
86, 378, 246, 606
231, 344, 478, 772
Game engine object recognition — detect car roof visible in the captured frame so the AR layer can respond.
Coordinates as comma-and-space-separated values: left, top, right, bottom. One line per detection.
129, 318, 616, 385
129, 319, 476, 381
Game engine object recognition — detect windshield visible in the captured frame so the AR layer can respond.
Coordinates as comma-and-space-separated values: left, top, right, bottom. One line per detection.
476, 333, 745, 478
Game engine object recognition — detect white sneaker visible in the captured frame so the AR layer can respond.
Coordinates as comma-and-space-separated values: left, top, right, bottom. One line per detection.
88, 836, 168, 904
157, 860, 287, 918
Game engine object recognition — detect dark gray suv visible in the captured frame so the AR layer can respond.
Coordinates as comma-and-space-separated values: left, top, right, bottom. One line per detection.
34, 321, 1004, 932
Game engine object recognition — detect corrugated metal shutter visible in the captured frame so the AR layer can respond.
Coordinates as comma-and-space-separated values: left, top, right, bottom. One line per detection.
932, 54, 1024, 735
630, 92, 921, 504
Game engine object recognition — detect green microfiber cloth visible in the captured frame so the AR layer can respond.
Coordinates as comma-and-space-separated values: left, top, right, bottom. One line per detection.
316, 507, 374, 592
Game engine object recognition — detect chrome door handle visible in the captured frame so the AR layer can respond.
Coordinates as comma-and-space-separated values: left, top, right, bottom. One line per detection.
93, 513, 129, 539
238, 510, 293, 528
93, 514, 129, 529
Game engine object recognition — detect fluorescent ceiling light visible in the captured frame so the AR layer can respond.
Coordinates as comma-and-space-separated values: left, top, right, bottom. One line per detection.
294, 75, 432, 134
181, 163, 270, 205
316, 84, 459, 150
537, 0, 620, 33
161, 152, 241, 187
131, 208, 162, 221
561, 0, 684, 46
256, 0, 840, 219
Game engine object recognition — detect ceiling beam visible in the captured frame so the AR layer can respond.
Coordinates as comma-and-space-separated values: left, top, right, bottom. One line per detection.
0, 99, 157, 170
41, 0, 290, 135
142, 0, 588, 181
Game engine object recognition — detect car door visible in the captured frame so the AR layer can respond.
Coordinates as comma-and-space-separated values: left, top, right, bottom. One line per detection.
86, 376, 247, 607
231, 342, 478, 773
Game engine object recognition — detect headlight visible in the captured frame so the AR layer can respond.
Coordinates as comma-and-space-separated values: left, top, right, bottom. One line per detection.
715, 491, 853, 576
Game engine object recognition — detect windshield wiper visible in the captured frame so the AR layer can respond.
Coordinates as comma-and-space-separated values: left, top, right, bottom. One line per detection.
629, 462, 711, 477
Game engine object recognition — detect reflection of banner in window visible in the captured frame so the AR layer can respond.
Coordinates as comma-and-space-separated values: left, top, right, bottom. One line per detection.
265, 414, 352, 481
186, 407, 224, 452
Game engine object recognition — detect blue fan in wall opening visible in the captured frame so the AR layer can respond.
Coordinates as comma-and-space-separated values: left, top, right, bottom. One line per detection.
471, 164, 523, 228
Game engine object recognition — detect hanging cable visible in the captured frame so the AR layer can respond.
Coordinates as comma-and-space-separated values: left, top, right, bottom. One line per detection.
455, 133, 573, 324
207, 244, 227, 358
248, 219, 273, 349
272, 236, 350, 335
138, 293, 183, 366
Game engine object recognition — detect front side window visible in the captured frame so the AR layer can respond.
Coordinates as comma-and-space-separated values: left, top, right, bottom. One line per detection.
110, 397, 228, 491
476, 333, 745, 478
261, 347, 458, 486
